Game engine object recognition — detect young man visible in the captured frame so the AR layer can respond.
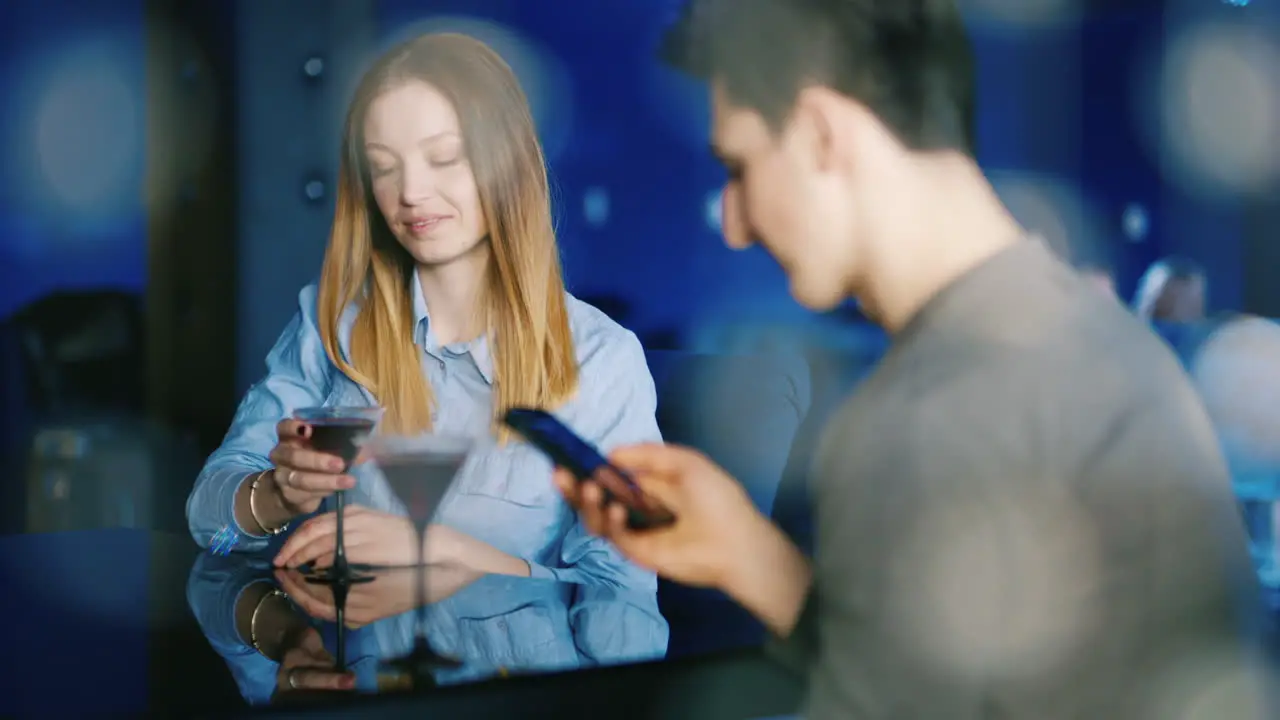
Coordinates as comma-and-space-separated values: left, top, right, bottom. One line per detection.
559, 1, 1258, 717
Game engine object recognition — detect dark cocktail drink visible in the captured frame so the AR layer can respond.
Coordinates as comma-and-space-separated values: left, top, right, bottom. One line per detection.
307, 417, 377, 467
366, 433, 473, 683
379, 452, 467, 534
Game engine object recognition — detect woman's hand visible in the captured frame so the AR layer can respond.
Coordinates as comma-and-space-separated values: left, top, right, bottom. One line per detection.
267, 418, 357, 515
273, 626, 355, 698
274, 506, 418, 569
274, 506, 531, 577
277, 567, 415, 628
276, 564, 485, 628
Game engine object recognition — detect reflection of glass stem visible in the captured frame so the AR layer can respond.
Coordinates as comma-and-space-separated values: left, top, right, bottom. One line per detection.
414, 521, 428, 654
332, 577, 349, 671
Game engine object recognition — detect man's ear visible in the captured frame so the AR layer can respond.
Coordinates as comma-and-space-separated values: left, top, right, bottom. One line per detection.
793, 86, 853, 176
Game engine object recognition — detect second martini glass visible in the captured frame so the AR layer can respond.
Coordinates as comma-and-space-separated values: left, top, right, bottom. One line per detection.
366, 432, 473, 685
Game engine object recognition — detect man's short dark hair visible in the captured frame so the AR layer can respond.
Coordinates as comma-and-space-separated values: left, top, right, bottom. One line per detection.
660, 0, 977, 155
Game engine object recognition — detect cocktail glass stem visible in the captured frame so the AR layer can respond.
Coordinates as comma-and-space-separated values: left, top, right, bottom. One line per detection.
332, 490, 350, 574
307, 489, 372, 583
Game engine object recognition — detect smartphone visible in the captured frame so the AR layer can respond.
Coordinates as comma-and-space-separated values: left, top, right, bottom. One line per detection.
502, 407, 676, 530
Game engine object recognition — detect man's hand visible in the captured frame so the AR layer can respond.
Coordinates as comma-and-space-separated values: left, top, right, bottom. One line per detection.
557, 442, 812, 636
555, 443, 763, 589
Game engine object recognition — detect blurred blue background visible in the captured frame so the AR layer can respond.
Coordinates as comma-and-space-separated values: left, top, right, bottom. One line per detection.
0, 0, 147, 317
3, 2, 1280, 714
0, 0, 1277, 450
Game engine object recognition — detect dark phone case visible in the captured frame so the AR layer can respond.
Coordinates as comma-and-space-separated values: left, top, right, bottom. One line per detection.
502, 408, 675, 530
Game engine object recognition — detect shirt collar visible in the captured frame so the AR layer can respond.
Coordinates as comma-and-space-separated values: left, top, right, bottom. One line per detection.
410, 270, 495, 385
411, 269, 431, 345
467, 335, 495, 385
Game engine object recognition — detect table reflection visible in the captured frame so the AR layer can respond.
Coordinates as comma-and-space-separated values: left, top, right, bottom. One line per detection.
188, 551, 664, 705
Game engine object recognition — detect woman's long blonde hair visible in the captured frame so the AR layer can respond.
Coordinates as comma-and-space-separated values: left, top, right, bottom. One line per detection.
316, 33, 577, 434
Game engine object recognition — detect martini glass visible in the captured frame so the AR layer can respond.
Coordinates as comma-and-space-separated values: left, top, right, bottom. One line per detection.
366, 433, 473, 685
293, 405, 382, 668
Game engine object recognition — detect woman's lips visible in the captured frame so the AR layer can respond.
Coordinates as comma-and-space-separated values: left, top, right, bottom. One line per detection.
406, 216, 449, 234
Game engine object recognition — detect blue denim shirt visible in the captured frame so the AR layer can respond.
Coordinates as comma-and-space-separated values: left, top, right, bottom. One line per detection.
186, 277, 668, 662
187, 553, 616, 704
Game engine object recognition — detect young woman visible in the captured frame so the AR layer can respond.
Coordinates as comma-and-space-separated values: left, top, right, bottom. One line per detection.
186, 33, 667, 662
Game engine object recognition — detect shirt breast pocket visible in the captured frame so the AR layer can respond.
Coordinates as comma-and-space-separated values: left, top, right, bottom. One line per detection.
453, 442, 556, 509
453, 601, 575, 669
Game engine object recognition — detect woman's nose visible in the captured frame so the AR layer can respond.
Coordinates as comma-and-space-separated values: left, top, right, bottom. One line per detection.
399, 161, 436, 205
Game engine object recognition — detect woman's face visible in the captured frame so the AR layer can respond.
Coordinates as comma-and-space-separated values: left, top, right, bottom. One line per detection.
363, 80, 488, 266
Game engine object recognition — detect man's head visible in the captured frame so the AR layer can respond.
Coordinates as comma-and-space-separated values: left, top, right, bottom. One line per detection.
662, 0, 976, 310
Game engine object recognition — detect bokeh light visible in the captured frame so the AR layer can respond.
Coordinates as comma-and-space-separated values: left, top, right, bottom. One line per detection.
704, 187, 722, 233
1191, 316, 1280, 470
1122, 202, 1150, 242
583, 186, 609, 227
1154, 21, 1280, 196
12, 33, 145, 229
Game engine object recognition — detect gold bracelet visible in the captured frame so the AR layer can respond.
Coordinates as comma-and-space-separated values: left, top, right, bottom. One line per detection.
249, 587, 290, 656
249, 469, 289, 536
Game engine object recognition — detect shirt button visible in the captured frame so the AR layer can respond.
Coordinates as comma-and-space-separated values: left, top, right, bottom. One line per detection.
496, 620, 508, 630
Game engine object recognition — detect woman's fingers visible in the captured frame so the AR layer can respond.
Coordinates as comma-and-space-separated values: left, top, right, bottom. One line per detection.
270, 445, 347, 474
279, 666, 355, 692
276, 419, 311, 441
275, 513, 340, 567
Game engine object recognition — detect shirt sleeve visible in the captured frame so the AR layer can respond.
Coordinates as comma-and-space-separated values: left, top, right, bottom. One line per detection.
185, 553, 281, 704
766, 584, 821, 676
186, 284, 333, 550
526, 329, 670, 663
